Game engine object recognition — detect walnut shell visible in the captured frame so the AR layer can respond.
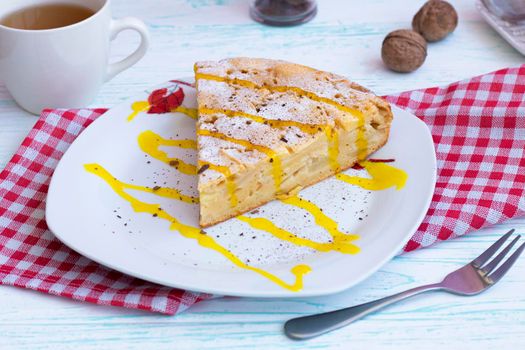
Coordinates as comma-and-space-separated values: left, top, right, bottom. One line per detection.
381, 29, 427, 73
412, 0, 458, 42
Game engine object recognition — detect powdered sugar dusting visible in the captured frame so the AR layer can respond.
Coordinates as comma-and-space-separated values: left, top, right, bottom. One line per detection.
198, 79, 336, 126
196, 57, 384, 111
198, 133, 267, 182
200, 116, 288, 153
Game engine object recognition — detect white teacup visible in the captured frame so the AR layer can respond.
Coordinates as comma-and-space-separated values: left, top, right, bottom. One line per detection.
0, 0, 150, 115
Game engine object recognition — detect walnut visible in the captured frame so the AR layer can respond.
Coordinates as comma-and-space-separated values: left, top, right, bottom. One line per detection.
381, 29, 427, 73
412, 0, 458, 42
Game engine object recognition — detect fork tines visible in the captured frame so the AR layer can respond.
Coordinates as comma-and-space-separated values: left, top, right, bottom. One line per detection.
471, 229, 525, 283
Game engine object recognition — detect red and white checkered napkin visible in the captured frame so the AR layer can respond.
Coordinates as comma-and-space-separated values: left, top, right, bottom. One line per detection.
1, 66, 524, 314
386, 65, 525, 251
0, 109, 212, 314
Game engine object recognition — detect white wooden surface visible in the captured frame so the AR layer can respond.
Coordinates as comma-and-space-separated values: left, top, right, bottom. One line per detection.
1, 1, 524, 349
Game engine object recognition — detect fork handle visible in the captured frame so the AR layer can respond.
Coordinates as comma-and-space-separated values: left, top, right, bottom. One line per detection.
284, 283, 443, 340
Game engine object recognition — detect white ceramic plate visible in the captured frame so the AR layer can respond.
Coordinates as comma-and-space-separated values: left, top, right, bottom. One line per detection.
46, 79, 436, 297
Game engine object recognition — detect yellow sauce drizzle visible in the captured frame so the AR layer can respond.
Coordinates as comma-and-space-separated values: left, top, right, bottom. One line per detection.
173, 106, 198, 120
238, 216, 350, 253
238, 195, 359, 254
85, 163, 311, 292
194, 73, 362, 117
127, 101, 150, 121
136, 129, 239, 208
198, 161, 239, 208
85, 164, 197, 204
281, 196, 360, 251
325, 128, 340, 172
197, 128, 282, 191
137, 131, 197, 175
199, 107, 320, 133
355, 110, 368, 161
336, 161, 408, 191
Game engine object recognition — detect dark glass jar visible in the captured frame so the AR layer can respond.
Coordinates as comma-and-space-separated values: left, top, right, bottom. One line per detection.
250, 0, 317, 26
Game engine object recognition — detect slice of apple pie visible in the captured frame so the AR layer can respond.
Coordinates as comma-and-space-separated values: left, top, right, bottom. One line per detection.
194, 58, 393, 227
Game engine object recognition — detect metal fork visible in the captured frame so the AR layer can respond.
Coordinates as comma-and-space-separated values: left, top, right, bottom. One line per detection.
284, 229, 524, 340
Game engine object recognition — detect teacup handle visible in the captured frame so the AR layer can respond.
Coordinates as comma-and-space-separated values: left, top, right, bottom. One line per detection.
106, 17, 150, 81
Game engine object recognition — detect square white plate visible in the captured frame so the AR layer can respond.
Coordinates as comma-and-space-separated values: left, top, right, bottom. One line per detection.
46, 79, 436, 297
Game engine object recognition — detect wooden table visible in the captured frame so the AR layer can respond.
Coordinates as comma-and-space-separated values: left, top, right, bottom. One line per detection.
1, 1, 524, 349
